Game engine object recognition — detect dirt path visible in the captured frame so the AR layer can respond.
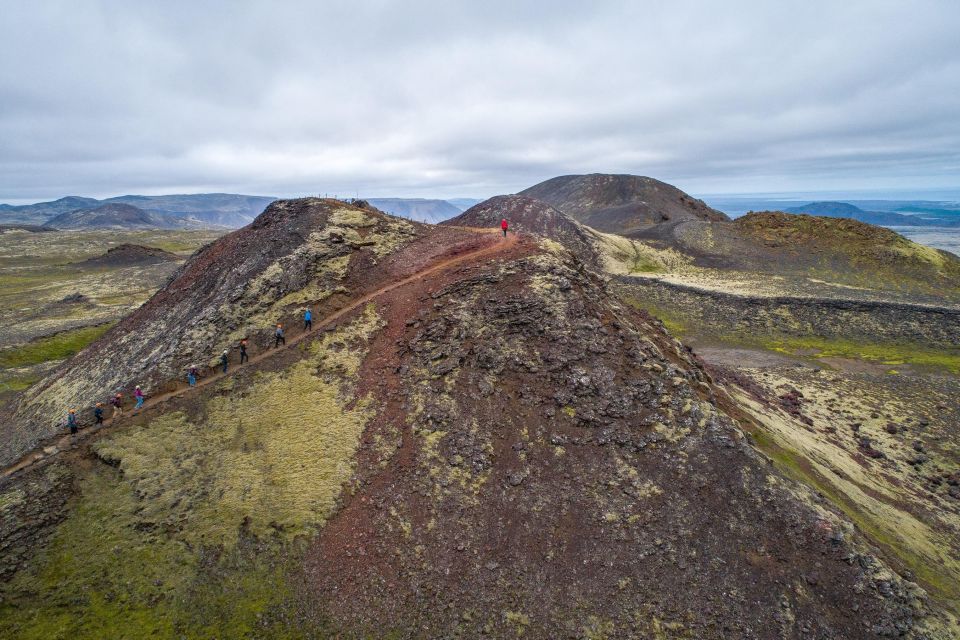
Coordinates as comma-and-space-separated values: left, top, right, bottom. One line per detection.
2, 230, 519, 480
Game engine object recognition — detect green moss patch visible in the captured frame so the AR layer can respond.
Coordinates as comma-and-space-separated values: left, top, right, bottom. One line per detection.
0, 323, 114, 369
623, 297, 690, 337
0, 470, 313, 639
759, 335, 960, 374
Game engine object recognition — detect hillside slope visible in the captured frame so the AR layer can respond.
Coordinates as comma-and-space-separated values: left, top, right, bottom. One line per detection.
0, 199, 951, 638
626, 212, 960, 302
520, 173, 728, 235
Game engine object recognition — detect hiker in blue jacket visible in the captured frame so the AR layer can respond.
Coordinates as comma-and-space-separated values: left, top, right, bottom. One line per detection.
93, 403, 104, 426
220, 349, 229, 373
67, 409, 78, 435
304, 308, 313, 332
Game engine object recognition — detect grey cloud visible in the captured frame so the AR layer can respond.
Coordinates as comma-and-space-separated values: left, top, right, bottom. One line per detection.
1, 0, 958, 201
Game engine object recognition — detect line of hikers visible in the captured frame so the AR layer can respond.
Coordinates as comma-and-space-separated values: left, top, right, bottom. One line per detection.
59, 217, 510, 436
63, 306, 317, 436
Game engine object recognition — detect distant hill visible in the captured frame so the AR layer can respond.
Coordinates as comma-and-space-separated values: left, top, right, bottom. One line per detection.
783, 201, 959, 227
46, 203, 200, 230
366, 198, 461, 224
519, 173, 728, 236
77, 243, 181, 268
0, 193, 275, 228
103, 193, 276, 228
636, 210, 960, 298
0, 196, 100, 225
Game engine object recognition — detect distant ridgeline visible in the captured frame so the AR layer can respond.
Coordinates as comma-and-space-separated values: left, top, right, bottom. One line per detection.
784, 201, 960, 228
0, 194, 278, 229
0, 194, 483, 229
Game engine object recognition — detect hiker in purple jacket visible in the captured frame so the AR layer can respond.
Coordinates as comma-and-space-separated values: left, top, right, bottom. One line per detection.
134, 385, 144, 410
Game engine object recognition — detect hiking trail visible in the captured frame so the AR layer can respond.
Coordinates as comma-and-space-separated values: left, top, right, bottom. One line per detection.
1, 230, 519, 480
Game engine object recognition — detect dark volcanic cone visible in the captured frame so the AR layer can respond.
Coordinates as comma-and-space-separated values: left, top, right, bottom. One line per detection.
520, 173, 728, 236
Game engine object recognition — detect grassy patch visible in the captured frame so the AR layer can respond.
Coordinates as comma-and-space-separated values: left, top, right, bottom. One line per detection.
623, 297, 690, 337
0, 372, 41, 394
759, 335, 960, 374
0, 324, 114, 368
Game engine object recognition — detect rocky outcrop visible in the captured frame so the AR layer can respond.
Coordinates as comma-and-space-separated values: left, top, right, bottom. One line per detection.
0, 462, 73, 582
616, 275, 960, 347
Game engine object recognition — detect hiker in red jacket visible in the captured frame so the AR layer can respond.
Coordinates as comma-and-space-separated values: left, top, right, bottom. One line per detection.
501, 218, 508, 238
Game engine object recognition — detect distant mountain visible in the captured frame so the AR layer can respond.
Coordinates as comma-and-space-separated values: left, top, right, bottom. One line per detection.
784, 201, 960, 227
445, 198, 482, 211
519, 173, 728, 236
103, 193, 276, 228
0, 196, 100, 225
366, 198, 461, 224
47, 203, 201, 230
0, 193, 275, 228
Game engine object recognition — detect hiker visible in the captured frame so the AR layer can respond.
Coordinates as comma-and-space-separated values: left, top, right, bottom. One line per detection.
275, 323, 285, 348
134, 385, 144, 410
304, 308, 312, 332
94, 403, 104, 426
239, 339, 249, 364
220, 349, 229, 373
67, 409, 78, 435
501, 218, 508, 237
111, 392, 123, 417
188, 365, 197, 386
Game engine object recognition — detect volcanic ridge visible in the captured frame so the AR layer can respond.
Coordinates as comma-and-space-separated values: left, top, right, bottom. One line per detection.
0, 195, 955, 638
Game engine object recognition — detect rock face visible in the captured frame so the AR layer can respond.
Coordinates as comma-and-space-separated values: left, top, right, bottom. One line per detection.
519, 173, 728, 235
305, 248, 940, 638
77, 243, 181, 268
46, 203, 181, 229
444, 194, 603, 266
0, 200, 952, 638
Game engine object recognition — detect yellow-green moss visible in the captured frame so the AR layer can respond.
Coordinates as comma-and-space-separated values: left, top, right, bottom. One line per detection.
97, 305, 382, 548
0, 306, 384, 639
623, 297, 690, 337
0, 469, 314, 639
759, 335, 960, 374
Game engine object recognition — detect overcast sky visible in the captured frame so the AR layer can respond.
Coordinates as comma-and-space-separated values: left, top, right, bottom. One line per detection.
1, 0, 959, 202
